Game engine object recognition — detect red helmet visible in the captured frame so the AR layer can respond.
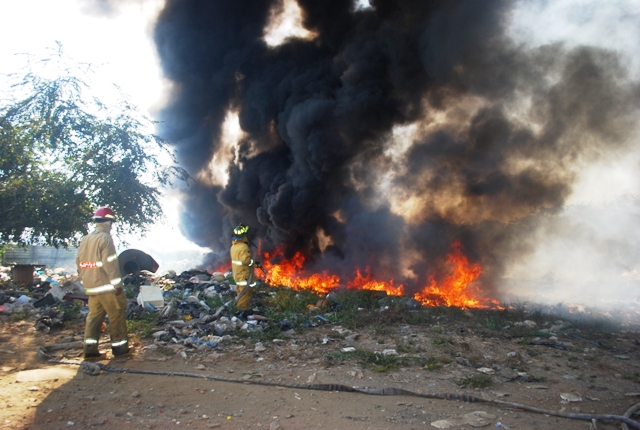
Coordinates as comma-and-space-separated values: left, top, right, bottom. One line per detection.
92, 207, 117, 221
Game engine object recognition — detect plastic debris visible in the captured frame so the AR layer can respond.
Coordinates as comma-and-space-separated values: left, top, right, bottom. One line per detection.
33, 294, 56, 308
560, 393, 582, 402
431, 411, 496, 428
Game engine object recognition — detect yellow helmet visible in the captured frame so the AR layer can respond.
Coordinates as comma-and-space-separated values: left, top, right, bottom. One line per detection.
232, 224, 249, 240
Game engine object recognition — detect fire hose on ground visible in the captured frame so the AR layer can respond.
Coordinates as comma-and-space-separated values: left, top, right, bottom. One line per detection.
36, 342, 640, 429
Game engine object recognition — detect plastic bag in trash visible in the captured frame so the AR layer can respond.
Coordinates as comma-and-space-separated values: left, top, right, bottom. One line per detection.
33, 294, 56, 308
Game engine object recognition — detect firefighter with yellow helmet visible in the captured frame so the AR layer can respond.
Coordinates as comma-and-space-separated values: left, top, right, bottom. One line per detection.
76, 207, 130, 360
230, 224, 257, 310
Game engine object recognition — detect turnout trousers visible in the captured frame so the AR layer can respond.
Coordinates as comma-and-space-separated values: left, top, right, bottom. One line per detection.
234, 275, 253, 310
83, 291, 129, 355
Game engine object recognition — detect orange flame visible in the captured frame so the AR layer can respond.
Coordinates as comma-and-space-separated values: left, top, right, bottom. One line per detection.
262, 251, 340, 295
258, 240, 493, 308
211, 264, 228, 274
413, 241, 483, 308
347, 267, 405, 296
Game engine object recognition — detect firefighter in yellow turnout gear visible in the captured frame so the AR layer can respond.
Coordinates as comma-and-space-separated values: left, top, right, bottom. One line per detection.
230, 224, 257, 310
77, 207, 130, 359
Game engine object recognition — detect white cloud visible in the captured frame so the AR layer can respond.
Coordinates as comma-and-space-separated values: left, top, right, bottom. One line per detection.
510, 0, 640, 77
0, 0, 210, 272
0, 0, 166, 115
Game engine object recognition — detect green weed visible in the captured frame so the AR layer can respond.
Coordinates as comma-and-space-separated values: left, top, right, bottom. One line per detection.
204, 294, 225, 311
456, 373, 493, 389
323, 350, 352, 366
336, 290, 384, 311
11, 310, 31, 321
431, 336, 449, 346
423, 356, 442, 371
266, 288, 320, 313
529, 331, 552, 338
395, 342, 414, 354
238, 323, 283, 343
155, 346, 177, 356
123, 285, 139, 300
484, 317, 499, 331
127, 313, 160, 338
323, 349, 408, 372
60, 301, 82, 321
527, 374, 547, 382
430, 321, 443, 333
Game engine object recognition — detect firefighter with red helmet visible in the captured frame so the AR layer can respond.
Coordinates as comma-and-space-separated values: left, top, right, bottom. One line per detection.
77, 207, 130, 360
230, 224, 256, 310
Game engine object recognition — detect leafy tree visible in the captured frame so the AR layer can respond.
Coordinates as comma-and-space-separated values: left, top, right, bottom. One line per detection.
0, 51, 189, 247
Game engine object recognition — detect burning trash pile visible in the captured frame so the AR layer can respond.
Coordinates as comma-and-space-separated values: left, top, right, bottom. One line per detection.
2, 242, 485, 350
120, 254, 508, 358
0, 237, 506, 350
3, 243, 636, 360
119, 241, 477, 354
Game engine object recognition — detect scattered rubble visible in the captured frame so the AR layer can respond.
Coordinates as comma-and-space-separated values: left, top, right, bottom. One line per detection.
2, 262, 640, 366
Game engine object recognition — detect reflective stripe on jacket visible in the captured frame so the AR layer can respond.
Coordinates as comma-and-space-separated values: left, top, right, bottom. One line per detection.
76, 222, 122, 295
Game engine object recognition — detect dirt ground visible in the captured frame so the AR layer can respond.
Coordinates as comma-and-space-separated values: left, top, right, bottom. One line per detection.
1, 308, 640, 430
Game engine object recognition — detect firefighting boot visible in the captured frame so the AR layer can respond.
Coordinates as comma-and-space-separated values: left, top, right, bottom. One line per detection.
83, 352, 107, 361
112, 345, 132, 357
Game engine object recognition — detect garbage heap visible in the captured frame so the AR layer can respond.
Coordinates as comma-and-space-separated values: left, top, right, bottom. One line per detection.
125, 269, 281, 352
1, 264, 425, 349
0, 266, 87, 333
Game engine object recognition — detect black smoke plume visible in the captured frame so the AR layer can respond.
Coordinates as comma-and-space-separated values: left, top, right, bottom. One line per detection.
153, 0, 640, 296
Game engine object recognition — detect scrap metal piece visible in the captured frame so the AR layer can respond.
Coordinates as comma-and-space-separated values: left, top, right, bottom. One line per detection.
118, 249, 159, 275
